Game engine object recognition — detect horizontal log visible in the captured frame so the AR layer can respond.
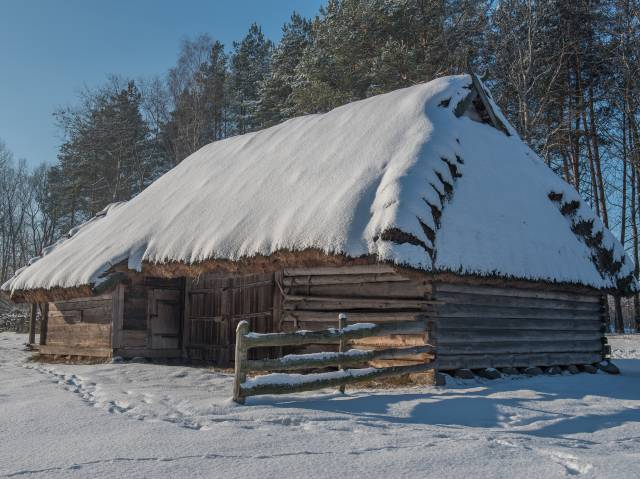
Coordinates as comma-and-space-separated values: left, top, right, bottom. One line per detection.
438, 339, 602, 355
437, 317, 603, 331
368, 359, 430, 368
240, 362, 437, 397
435, 283, 600, 303
283, 274, 411, 287
48, 310, 81, 324
284, 265, 397, 276
436, 329, 602, 343
435, 291, 602, 312
244, 320, 427, 348
285, 281, 432, 298
189, 312, 273, 322
245, 345, 435, 372
436, 304, 600, 320
351, 334, 428, 348
113, 348, 183, 358
437, 352, 602, 370
51, 299, 112, 312
284, 295, 439, 311
282, 311, 427, 324
38, 345, 112, 357
81, 307, 112, 324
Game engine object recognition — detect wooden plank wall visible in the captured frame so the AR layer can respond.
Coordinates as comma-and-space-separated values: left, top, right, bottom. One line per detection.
185, 272, 276, 365
42, 294, 113, 357
433, 283, 606, 370
281, 265, 435, 366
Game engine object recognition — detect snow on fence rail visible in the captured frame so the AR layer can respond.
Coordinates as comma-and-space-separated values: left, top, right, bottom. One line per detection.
232, 314, 436, 404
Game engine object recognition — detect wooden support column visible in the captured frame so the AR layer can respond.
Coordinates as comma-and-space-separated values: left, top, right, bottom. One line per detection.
111, 284, 124, 350
38, 303, 48, 346
28, 303, 37, 345
181, 277, 191, 358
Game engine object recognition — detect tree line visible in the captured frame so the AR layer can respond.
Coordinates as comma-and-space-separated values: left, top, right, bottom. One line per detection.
2, 0, 640, 329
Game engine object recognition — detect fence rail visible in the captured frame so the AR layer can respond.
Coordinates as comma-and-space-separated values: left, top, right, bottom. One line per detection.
232, 314, 436, 404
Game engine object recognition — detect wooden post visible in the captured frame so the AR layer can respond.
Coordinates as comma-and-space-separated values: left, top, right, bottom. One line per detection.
38, 303, 48, 346
233, 320, 250, 405
111, 285, 124, 351
181, 277, 191, 359
338, 313, 348, 393
28, 303, 37, 346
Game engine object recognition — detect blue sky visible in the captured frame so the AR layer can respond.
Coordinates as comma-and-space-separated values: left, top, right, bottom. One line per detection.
0, 0, 323, 167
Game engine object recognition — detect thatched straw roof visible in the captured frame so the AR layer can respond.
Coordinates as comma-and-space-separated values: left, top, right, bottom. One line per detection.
3, 74, 636, 301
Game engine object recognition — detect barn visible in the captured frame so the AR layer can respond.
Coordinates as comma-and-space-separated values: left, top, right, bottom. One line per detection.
2, 74, 635, 375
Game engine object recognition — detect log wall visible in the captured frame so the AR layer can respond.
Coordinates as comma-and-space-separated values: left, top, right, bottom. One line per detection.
432, 283, 606, 370
281, 265, 435, 366
42, 294, 113, 357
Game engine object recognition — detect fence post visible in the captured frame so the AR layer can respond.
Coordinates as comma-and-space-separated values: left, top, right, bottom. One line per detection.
338, 313, 348, 393
233, 320, 250, 405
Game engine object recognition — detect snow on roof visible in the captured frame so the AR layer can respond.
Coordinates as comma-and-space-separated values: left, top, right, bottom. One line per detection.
3, 74, 636, 296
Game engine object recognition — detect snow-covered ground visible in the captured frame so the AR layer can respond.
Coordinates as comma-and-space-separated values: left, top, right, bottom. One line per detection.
1, 333, 639, 478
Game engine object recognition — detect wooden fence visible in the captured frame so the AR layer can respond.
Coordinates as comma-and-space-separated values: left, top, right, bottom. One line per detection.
232, 314, 436, 404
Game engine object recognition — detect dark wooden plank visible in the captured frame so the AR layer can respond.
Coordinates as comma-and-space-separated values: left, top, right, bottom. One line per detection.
438, 340, 602, 355
435, 283, 600, 303
435, 291, 601, 312
436, 304, 600, 320
284, 295, 438, 311
437, 317, 603, 331
437, 328, 601, 342
437, 352, 602, 370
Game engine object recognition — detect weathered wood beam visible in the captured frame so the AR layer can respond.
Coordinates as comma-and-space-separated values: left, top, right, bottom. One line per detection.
436, 329, 602, 343
245, 345, 435, 372
240, 362, 437, 398
284, 295, 440, 311
437, 317, 603, 331
38, 303, 48, 345
284, 265, 397, 276
436, 304, 600, 320
244, 320, 427, 348
28, 303, 37, 345
282, 311, 426, 324
435, 291, 602, 312
438, 339, 602, 355
435, 283, 600, 303
283, 273, 409, 286
38, 345, 111, 357
437, 352, 602, 370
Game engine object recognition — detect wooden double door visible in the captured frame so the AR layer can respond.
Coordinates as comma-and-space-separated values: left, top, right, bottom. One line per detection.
184, 272, 278, 365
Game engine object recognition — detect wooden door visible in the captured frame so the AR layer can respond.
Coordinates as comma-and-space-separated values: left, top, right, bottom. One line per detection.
185, 272, 277, 364
148, 289, 182, 349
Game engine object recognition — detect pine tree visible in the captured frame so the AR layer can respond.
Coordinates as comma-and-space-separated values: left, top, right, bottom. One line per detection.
229, 23, 273, 134
258, 13, 312, 127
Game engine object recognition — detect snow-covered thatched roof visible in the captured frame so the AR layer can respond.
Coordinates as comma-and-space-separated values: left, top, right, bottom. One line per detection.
3, 74, 637, 299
